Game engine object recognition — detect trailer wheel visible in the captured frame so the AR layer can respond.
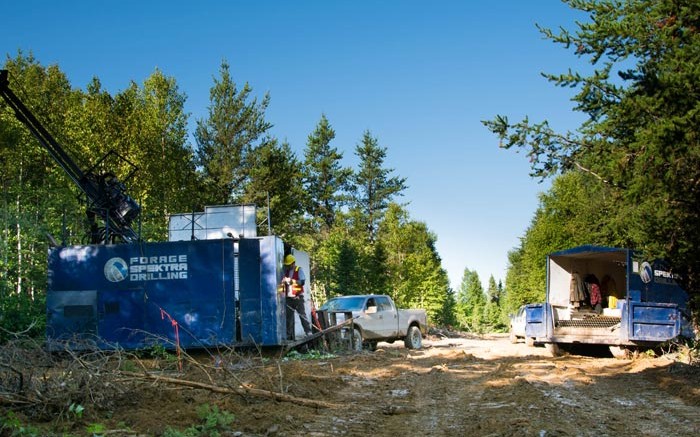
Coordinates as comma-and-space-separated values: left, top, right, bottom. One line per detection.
609, 345, 630, 359
351, 328, 363, 352
545, 343, 562, 357
404, 326, 422, 349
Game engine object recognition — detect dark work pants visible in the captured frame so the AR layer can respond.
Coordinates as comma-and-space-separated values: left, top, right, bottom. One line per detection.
286, 295, 312, 340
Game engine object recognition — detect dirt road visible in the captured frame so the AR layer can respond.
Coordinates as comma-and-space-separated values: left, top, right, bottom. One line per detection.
289, 335, 700, 437
5, 333, 699, 436
108, 333, 698, 436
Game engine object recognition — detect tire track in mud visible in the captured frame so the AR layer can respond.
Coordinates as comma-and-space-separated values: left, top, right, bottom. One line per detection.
379, 354, 496, 435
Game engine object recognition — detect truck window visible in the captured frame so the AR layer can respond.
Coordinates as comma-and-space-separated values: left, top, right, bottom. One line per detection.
376, 296, 393, 311
366, 298, 376, 309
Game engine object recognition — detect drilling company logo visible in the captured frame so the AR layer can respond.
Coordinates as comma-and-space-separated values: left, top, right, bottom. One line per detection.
104, 255, 189, 282
639, 261, 653, 284
104, 257, 129, 282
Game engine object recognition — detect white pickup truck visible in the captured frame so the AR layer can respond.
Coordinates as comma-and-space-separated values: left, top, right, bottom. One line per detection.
319, 294, 427, 350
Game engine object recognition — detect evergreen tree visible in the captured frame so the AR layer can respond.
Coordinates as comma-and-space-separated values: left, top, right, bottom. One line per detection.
351, 130, 406, 242
483, 275, 504, 331
484, 0, 700, 307
313, 224, 364, 299
501, 171, 622, 317
378, 203, 450, 323
242, 139, 306, 239
361, 240, 390, 296
195, 61, 272, 205
436, 288, 458, 328
456, 268, 486, 332
302, 114, 352, 233
486, 276, 500, 304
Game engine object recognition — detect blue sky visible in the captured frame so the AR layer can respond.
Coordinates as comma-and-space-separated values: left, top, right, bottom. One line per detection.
3, 1, 588, 290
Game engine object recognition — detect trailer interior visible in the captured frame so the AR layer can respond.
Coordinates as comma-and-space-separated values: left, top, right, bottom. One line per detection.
547, 248, 628, 339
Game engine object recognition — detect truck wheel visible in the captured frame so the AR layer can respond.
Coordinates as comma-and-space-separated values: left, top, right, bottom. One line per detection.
351, 328, 363, 352
404, 326, 422, 349
509, 330, 518, 344
609, 346, 630, 359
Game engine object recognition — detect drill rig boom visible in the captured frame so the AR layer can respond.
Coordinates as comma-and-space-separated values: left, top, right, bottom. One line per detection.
0, 69, 140, 244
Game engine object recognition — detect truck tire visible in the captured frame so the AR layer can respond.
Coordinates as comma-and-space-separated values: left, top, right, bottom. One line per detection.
404, 325, 422, 349
351, 327, 363, 352
509, 330, 518, 344
609, 345, 630, 359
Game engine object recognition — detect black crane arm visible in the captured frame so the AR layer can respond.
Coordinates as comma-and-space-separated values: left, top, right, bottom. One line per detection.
0, 69, 140, 244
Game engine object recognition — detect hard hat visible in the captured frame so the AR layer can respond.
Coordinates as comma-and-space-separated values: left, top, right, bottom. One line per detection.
283, 254, 295, 265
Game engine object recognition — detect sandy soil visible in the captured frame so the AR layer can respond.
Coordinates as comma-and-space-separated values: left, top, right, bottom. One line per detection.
4, 333, 700, 436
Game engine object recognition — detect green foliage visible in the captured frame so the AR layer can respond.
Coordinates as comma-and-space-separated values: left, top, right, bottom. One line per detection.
86, 423, 106, 435
194, 60, 272, 205
485, 0, 700, 309
242, 139, 306, 239
313, 225, 362, 298
0, 294, 45, 342
0, 411, 42, 436
68, 402, 84, 419
378, 204, 450, 323
351, 130, 407, 242
1, 55, 82, 338
456, 268, 488, 332
146, 343, 170, 360
483, 276, 506, 331
284, 349, 336, 361
163, 404, 235, 437
302, 114, 352, 234
123, 69, 199, 240
436, 288, 459, 327
118, 359, 137, 373
500, 171, 622, 318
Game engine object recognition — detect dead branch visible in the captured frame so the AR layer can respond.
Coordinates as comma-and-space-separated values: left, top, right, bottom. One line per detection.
118, 371, 338, 409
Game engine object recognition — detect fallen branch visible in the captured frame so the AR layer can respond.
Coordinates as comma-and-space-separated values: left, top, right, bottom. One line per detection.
119, 371, 337, 409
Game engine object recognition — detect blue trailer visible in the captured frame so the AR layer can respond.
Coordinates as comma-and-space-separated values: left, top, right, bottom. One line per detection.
524, 245, 695, 357
46, 235, 306, 351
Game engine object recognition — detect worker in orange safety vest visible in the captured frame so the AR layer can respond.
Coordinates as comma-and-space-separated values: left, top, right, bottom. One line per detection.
279, 254, 312, 339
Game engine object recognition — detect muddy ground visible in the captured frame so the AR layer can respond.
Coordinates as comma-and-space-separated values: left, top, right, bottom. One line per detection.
3, 333, 700, 436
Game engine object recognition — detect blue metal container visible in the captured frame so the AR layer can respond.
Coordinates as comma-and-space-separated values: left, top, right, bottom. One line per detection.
47, 239, 237, 350
238, 236, 286, 346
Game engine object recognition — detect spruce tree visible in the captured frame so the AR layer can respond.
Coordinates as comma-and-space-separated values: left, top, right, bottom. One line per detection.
351, 130, 406, 242
302, 114, 351, 233
195, 61, 272, 205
